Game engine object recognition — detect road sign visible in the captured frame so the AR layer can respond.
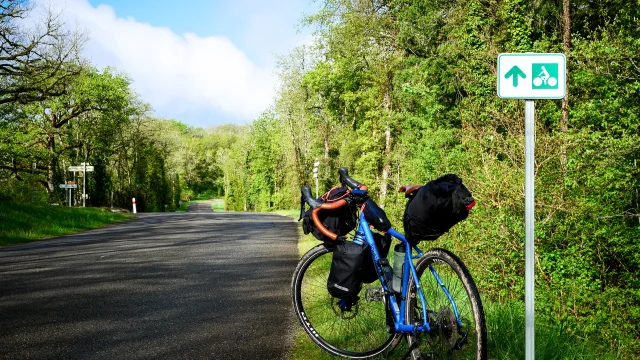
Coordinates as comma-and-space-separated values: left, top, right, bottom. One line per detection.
68, 166, 94, 172
59, 184, 77, 189
497, 53, 566, 99
497, 52, 567, 360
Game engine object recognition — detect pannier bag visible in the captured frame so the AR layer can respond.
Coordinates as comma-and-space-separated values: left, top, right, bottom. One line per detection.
327, 239, 368, 307
300, 186, 357, 242
403, 174, 475, 245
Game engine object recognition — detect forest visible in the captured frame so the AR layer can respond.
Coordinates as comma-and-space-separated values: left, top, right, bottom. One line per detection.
1, 0, 638, 356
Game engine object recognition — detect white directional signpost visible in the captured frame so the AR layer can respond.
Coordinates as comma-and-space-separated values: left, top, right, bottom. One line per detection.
60, 183, 77, 207
498, 53, 566, 360
68, 163, 94, 207
313, 160, 320, 198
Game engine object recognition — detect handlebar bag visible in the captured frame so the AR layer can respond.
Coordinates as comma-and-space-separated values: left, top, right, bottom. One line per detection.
403, 174, 474, 245
301, 186, 357, 242
327, 239, 367, 304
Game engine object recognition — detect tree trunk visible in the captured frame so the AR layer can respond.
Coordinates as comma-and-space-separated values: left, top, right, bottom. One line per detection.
287, 114, 304, 185
324, 137, 329, 159
560, 0, 571, 169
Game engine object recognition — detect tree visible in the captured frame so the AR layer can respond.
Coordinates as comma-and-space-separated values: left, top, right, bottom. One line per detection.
0, 0, 86, 106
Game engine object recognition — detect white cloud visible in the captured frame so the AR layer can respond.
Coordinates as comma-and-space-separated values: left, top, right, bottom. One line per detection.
39, 0, 278, 125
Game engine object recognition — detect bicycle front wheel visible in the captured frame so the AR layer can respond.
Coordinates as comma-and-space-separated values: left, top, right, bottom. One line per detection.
406, 248, 487, 360
291, 243, 396, 358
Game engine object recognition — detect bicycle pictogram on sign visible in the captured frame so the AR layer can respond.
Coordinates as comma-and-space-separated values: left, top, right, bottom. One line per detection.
532, 63, 558, 89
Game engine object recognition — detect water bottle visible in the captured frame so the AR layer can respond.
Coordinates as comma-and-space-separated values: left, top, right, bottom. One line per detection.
392, 244, 405, 293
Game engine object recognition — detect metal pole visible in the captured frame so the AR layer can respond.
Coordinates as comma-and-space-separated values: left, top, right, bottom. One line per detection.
83, 163, 86, 208
63, 160, 67, 207
525, 100, 535, 360
31, 162, 35, 203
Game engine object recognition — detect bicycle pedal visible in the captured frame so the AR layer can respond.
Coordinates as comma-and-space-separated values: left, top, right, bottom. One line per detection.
365, 287, 384, 302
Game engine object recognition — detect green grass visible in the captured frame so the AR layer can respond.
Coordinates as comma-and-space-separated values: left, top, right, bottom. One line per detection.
210, 199, 225, 212
485, 301, 617, 360
0, 202, 133, 246
273, 209, 300, 219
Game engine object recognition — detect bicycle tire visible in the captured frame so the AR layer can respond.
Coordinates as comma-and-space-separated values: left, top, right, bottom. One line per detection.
405, 248, 487, 360
291, 243, 397, 358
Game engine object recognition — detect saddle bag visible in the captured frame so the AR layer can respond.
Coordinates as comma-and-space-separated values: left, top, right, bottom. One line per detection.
403, 174, 475, 245
327, 239, 367, 302
300, 186, 357, 242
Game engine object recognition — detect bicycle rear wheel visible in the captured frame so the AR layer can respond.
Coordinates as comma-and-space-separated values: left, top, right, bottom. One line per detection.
291, 243, 396, 358
406, 248, 487, 360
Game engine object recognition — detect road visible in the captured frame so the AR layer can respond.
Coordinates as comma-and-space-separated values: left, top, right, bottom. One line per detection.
187, 199, 223, 213
0, 211, 300, 359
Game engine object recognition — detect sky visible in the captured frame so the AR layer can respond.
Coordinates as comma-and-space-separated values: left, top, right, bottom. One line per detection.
36, 0, 319, 127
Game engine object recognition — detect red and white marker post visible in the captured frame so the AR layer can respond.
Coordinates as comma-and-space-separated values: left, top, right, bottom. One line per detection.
132, 197, 137, 214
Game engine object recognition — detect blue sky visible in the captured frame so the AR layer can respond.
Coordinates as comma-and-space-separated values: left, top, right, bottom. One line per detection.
87, 0, 317, 68
46, 0, 320, 127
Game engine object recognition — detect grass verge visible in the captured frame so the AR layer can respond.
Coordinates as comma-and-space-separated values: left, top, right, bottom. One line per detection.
0, 202, 133, 246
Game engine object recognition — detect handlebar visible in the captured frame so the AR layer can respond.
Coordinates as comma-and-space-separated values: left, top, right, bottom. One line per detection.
300, 167, 365, 241
339, 167, 367, 190
301, 186, 321, 208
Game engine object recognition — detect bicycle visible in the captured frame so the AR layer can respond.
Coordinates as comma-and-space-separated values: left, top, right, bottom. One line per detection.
291, 168, 487, 359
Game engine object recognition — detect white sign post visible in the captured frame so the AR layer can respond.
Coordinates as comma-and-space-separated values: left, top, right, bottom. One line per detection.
68, 164, 94, 207
313, 160, 320, 198
497, 53, 566, 360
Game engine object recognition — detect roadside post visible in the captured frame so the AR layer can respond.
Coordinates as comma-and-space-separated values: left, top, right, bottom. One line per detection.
68, 164, 94, 207
31, 162, 36, 203
497, 53, 566, 360
132, 198, 137, 214
59, 183, 78, 208
313, 160, 320, 198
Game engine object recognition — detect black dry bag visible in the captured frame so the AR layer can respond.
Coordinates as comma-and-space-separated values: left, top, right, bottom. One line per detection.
300, 186, 357, 242
327, 239, 367, 303
403, 174, 475, 245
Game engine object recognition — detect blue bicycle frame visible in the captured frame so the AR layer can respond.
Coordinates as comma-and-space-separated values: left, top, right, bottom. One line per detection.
357, 212, 463, 334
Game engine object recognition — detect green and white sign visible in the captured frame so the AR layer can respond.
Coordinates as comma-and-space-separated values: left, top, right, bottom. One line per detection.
497, 53, 566, 99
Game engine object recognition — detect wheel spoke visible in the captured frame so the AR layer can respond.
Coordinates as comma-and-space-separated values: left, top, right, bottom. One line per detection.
293, 245, 394, 357
405, 249, 487, 360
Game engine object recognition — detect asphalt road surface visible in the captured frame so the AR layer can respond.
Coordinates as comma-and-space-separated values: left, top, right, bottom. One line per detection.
187, 200, 221, 213
0, 211, 300, 359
